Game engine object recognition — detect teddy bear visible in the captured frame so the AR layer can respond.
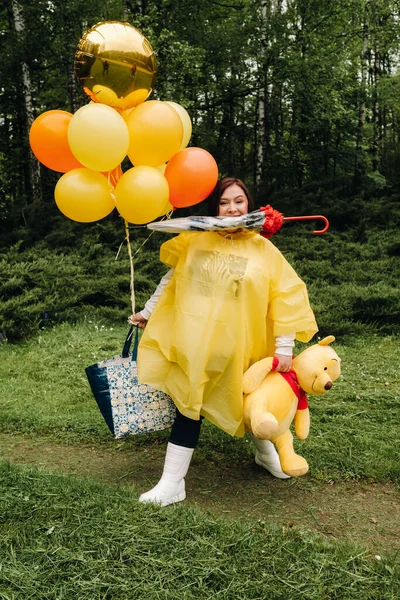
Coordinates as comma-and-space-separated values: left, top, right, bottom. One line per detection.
243, 336, 341, 477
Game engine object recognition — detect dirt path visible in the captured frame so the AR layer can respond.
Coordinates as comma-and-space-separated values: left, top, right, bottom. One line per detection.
1, 432, 399, 557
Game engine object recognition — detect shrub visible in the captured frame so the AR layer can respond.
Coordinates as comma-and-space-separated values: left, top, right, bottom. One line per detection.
0, 238, 163, 341
1, 184, 399, 342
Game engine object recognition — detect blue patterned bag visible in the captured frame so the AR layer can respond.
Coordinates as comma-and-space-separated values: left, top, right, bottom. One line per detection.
85, 326, 176, 439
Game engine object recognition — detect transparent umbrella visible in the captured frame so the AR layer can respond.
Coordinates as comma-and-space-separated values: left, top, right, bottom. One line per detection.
146, 205, 329, 237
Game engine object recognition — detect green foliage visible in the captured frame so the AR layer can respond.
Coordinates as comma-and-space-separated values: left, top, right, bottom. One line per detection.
0, 460, 399, 599
0, 222, 168, 341
4, 0, 400, 233
275, 227, 400, 337
1, 182, 399, 342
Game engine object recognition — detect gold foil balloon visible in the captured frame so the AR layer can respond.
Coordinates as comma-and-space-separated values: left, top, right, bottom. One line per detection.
74, 21, 157, 111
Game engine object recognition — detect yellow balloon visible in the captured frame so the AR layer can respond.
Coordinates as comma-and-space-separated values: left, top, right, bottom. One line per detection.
68, 104, 129, 172
120, 89, 149, 110
54, 168, 115, 222
155, 164, 173, 217
91, 84, 119, 107
126, 100, 183, 167
159, 199, 174, 217
165, 101, 192, 150
120, 108, 134, 122
74, 21, 157, 110
114, 166, 169, 224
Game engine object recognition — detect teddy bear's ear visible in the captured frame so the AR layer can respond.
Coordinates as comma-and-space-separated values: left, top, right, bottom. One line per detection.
318, 335, 335, 346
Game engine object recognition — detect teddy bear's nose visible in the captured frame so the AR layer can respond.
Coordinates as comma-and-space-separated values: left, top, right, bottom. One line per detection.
324, 381, 333, 390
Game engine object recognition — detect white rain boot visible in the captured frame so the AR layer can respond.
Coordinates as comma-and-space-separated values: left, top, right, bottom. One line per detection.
139, 442, 194, 507
251, 436, 291, 479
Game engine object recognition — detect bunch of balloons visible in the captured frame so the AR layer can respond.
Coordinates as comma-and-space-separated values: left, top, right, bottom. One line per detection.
29, 21, 219, 224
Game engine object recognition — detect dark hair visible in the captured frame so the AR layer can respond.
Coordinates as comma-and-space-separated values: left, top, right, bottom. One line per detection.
207, 177, 254, 216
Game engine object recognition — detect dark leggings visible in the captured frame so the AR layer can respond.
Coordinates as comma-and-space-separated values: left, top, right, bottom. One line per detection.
169, 408, 203, 449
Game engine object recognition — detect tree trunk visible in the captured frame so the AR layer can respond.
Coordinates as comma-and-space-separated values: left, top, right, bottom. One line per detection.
333, 132, 341, 183
11, 0, 41, 203
255, 0, 268, 192
123, 1, 130, 20
67, 62, 81, 114
124, 0, 147, 18
217, 102, 231, 170
354, 3, 369, 187
372, 39, 381, 172
290, 9, 307, 189
269, 0, 284, 190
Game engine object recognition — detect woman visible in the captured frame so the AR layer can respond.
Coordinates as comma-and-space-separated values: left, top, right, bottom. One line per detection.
130, 177, 318, 506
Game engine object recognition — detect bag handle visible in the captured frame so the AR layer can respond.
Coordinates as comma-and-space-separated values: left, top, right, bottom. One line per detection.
122, 325, 140, 361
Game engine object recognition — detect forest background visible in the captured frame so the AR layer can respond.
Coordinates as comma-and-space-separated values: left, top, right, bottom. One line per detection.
1, 0, 400, 341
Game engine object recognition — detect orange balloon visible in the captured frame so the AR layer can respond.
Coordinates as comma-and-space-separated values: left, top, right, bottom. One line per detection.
29, 110, 83, 172
164, 148, 219, 208
101, 165, 123, 187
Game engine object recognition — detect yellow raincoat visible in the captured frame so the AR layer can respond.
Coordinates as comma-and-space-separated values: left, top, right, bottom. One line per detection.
138, 230, 318, 437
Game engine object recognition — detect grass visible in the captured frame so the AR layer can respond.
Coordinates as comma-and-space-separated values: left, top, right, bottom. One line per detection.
0, 320, 399, 484
0, 460, 399, 600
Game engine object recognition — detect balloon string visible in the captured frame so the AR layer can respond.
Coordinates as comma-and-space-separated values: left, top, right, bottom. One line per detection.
109, 165, 135, 316
115, 210, 174, 315
133, 230, 156, 258
115, 239, 124, 261
124, 219, 135, 316
132, 210, 174, 258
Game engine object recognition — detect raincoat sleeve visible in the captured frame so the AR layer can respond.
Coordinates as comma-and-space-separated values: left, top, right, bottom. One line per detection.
268, 247, 318, 343
160, 232, 196, 268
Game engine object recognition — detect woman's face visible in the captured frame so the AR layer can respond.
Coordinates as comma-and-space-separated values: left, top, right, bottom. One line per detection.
218, 184, 249, 217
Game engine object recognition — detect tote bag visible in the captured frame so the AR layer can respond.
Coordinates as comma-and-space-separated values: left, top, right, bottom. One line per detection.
85, 326, 176, 439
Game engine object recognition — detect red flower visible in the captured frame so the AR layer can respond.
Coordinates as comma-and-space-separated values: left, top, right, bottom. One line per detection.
259, 205, 284, 238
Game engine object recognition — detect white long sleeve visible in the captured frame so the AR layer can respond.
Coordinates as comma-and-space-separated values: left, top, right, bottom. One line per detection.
140, 268, 174, 320
274, 333, 295, 356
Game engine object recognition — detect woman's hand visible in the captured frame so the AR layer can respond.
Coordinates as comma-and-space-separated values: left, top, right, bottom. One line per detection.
128, 312, 148, 329
273, 353, 292, 373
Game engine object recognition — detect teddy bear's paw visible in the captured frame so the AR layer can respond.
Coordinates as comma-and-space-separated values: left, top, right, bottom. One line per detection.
251, 413, 279, 440
280, 455, 309, 478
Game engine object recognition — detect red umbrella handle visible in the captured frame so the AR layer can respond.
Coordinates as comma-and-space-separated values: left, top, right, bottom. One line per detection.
283, 215, 329, 234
